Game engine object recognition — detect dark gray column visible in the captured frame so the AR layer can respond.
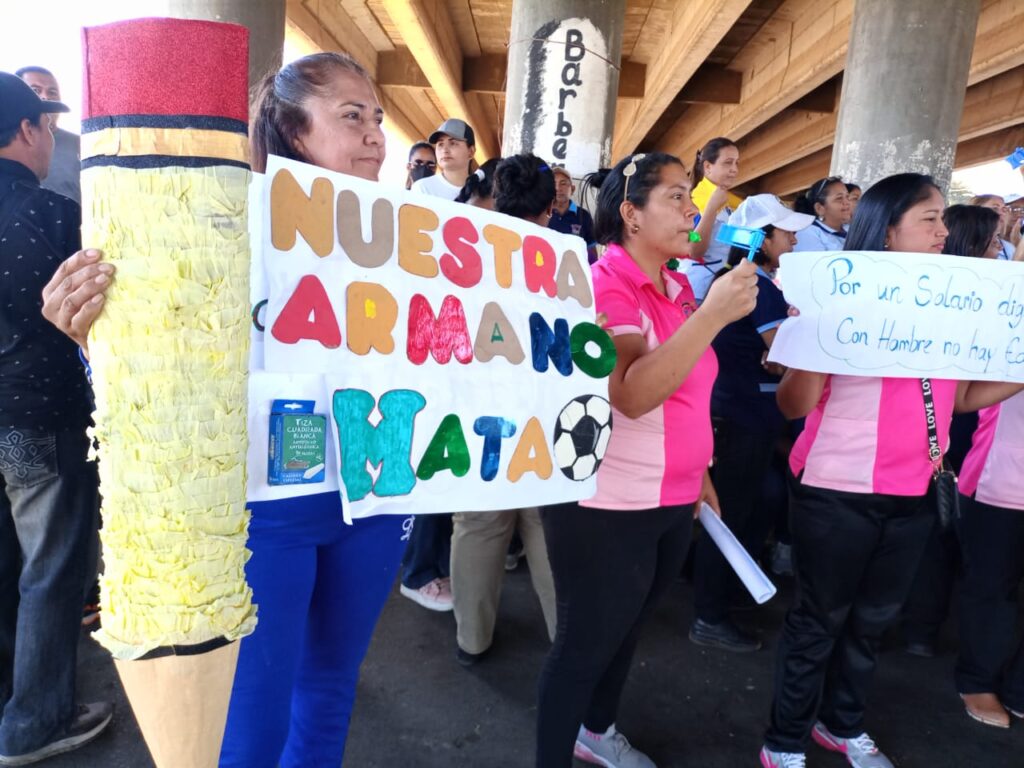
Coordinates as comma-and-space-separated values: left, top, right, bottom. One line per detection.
502, 0, 626, 178
830, 0, 981, 193
139, 0, 285, 88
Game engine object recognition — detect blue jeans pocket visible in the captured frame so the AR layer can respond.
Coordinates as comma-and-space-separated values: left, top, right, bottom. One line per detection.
0, 428, 60, 487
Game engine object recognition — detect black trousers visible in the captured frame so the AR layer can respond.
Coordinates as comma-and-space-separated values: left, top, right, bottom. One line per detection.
901, 521, 959, 644
694, 419, 779, 623
765, 477, 933, 752
956, 495, 1024, 709
535, 502, 693, 768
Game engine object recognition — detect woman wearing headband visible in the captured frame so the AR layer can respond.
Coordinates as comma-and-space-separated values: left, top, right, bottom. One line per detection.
535, 152, 758, 768
793, 176, 852, 252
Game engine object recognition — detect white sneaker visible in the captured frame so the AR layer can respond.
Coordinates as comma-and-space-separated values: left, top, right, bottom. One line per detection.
573, 724, 655, 768
812, 722, 893, 768
399, 577, 453, 611
759, 746, 806, 768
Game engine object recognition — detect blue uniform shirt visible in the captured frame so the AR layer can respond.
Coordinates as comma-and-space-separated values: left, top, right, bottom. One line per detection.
711, 269, 789, 431
548, 201, 597, 263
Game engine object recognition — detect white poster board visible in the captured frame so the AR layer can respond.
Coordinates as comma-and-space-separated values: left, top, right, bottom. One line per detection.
261, 156, 614, 519
768, 250, 1024, 382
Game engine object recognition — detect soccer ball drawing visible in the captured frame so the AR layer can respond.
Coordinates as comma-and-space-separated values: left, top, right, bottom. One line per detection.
553, 395, 613, 481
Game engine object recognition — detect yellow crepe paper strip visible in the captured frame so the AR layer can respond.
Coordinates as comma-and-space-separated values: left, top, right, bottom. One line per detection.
81, 127, 250, 166
82, 164, 256, 660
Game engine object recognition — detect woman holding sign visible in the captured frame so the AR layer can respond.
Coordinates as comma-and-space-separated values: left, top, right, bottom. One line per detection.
42, 52, 410, 768
535, 152, 759, 768
760, 173, 1024, 768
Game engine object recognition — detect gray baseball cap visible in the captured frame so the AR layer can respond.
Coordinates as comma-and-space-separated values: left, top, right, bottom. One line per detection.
429, 118, 475, 146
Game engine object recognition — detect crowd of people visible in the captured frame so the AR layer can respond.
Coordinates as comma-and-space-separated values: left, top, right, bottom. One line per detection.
2, 48, 1024, 768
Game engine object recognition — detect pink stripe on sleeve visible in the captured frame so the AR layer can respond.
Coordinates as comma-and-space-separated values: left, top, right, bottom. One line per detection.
959, 404, 1000, 498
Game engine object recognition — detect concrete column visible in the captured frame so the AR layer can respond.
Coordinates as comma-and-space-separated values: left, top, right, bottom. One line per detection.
830, 0, 981, 193
502, 0, 626, 179
134, 0, 285, 88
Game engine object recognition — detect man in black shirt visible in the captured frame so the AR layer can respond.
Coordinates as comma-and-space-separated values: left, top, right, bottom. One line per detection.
0, 72, 111, 766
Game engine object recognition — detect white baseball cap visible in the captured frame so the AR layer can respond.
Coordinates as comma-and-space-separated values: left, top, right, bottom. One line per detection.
728, 194, 814, 233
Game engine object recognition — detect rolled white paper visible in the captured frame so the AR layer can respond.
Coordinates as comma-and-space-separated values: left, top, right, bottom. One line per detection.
698, 503, 777, 605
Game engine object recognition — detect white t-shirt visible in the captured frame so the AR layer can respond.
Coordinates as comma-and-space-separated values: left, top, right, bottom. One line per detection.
411, 172, 463, 200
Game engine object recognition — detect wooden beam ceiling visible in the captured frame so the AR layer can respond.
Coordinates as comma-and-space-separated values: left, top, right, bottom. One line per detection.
379, 0, 499, 159
376, 48, 647, 100
968, 0, 1024, 85
957, 64, 1024, 141
750, 146, 832, 196
721, 0, 1024, 192
285, 0, 419, 146
736, 108, 837, 185
676, 65, 743, 105
754, 121, 1024, 197
658, 0, 853, 163
736, 61, 1024, 190
955, 123, 1024, 169
286, 0, 1023, 194
611, 0, 754, 159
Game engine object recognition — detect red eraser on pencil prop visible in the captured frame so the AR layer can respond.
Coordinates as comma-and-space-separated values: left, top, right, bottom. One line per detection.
82, 18, 248, 123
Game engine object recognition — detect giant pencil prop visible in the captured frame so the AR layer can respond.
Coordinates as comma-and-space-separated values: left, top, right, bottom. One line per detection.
80, 18, 256, 767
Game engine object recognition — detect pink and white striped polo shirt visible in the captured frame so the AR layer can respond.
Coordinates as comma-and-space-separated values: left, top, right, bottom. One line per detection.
789, 375, 957, 496
585, 244, 718, 510
960, 391, 1024, 510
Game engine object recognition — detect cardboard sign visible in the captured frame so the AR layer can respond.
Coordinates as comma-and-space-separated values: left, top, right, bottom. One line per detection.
261, 156, 614, 519
769, 250, 1024, 381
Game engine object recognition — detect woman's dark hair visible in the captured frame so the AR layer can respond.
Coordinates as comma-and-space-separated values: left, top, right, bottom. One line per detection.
692, 137, 738, 187
408, 141, 434, 161
795, 176, 844, 216
846, 182, 862, 194
492, 154, 555, 220
250, 52, 371, 173
844, 173, 941, 251
942, 204, 999, 258
587, 152, 685, 245
456, 157, 500, 204
725, 225, 777, 268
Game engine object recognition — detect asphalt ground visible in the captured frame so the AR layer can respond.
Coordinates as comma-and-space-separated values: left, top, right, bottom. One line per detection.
46, 560, 1024, 767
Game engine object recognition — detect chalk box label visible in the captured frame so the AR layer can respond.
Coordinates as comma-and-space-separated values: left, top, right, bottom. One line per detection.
268, 399, 327, 485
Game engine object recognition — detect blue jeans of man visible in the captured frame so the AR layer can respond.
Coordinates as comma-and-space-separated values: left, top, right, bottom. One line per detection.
0, 428, 99, 756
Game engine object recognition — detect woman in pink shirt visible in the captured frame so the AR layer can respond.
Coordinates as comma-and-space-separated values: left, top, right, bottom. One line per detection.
534, 152, 758, 768
760, 174, 1024, 768
956, 392, 1024, 727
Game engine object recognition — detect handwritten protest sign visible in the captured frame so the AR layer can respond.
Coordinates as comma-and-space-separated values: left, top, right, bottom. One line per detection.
768, 250, 1024, 382
261, 156, 614, 519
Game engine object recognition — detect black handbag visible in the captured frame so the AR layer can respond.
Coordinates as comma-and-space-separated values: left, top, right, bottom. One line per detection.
920, 378, 961, 530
